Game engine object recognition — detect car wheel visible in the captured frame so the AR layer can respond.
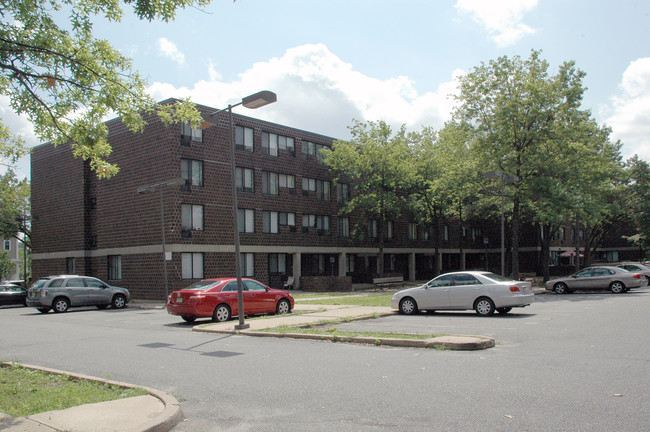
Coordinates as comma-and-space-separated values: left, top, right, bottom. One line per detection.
610, 281, 626, 294
96, 305, 108, 310
553, 282, 569, 294
37, 307, 50, 314
474, 297, 495, 316
181, 315, 196, 323
52, 297, 70, 313
497, 307, 512, 314
399, 297, 418, 315
112, 294, 127, 309
276, 298, 291, 315
212, 304, 231, 322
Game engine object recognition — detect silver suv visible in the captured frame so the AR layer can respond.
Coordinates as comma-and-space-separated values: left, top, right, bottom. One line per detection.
27, 275, 131, 313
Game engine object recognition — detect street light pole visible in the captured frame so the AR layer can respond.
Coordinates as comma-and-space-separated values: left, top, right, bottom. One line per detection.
210, 91, 277, 330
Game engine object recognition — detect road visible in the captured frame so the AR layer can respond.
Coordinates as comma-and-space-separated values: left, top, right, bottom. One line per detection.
2, 289, 650, 431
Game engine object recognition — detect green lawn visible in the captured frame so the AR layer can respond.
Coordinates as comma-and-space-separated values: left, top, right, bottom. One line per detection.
297, 293, 393, 307
0, 364, 147, 418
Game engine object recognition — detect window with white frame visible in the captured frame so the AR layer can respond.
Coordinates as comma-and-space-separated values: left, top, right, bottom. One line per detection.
408, 223, 417, 240
181, 122, 202, 142
261, 132, 279, 156
368, 220, 378, 238
443, 225, 449, 241
338, 217, 350, 237
182, 204, 203, 231
181, 159, 203, 187
235, 126, 254, 152
269, 253, 287, 273
238, 209, 255, 233
317, 215, 330, 234
263, 211, 279, 234
262, 171, 279, 195
302, 214, 317, 228
387, 221, 393, 239
235, 167, 254, 192
278, 135, 295, 153
3, 240, 9, 250
279, 173, 295, 190
302, 177, 316, 192
346, 254, 355, 273
182, 253, 203, 279
108, 255, 122, 280
317, 180, 331, 201
241, 253, 254, 277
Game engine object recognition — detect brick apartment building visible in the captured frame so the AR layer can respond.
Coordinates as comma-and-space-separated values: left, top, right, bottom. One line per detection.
30, 99, 643, 300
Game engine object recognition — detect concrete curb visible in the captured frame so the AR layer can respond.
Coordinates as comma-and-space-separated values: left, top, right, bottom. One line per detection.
0, 362, 182, 432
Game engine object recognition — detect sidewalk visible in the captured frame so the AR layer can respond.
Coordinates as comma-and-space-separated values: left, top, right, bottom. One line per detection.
0, 364, 181, 432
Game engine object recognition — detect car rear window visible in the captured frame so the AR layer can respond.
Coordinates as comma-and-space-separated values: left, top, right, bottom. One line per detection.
182, 280, 223, 291
480, 273, 512, 282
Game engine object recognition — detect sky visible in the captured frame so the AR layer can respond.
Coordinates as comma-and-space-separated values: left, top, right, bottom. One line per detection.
3, 0, 650, 179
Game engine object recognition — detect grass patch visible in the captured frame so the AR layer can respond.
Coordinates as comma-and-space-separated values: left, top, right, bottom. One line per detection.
298, 293, 393, 307
0, 364, 147, 418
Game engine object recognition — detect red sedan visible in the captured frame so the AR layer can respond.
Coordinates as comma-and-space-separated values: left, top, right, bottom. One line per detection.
166, 278, 294, 323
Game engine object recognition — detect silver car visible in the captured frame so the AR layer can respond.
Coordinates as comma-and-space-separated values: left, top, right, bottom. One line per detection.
27, 275, 131, 313
616, 263, 650, 285
391, 271, 534, 316
545, 266, 648, 294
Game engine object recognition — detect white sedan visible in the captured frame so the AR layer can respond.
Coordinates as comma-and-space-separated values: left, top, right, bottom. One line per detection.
391, 271, 534, 316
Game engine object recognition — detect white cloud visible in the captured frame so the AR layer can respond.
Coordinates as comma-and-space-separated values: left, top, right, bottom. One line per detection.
455, 0, 537, 47
604, 58, 650, 162
0, 95, 38, 179
157, 37, 185, 65
148, 43, 459, 139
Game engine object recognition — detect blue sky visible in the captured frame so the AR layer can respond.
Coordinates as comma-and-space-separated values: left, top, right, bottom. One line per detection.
4, 0, 650, 178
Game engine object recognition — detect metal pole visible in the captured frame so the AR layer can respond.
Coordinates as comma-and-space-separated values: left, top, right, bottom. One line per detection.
230, 105, 249, 330
500, 175, 505, 276
160, 185, 169, 299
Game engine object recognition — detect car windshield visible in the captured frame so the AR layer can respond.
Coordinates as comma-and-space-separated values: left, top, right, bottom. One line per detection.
181, 280, 223, 291
479, 273, 512, 282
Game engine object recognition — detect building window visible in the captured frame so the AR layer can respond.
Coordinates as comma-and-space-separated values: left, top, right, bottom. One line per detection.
317, 180, 331, 201
338, 217, 350, 237
443, 225, 449, 242
235, 167, 254, 192
182, 253, 203, 279
337, 183, 350, 203
235, 126, 254, 152
408, 223, 417, 240
181, 159, 203, 187
238, 209, 255, 233
279, 212, 296, 227
302, 177, 316, 193
241, 253, 254, 277
108, 255, 122, 280
181, 122, 202, 143
606, 251, 619, 262
471, 228, 482, 242
3, 240, 9, 251
302, 214, 317, 229
302, 141, 316, 156
317, 215, 330, 235
263, 211, 279, 234
279, 174, 295, 190
387, 221, 393, 239
66, 257, 75, 274
278, 135, 295, 154
369, 220, 378, 238
269, 253, 287, 273
261, 132, 279, 156
182, 204, 203, 231
262, 171, 279, 195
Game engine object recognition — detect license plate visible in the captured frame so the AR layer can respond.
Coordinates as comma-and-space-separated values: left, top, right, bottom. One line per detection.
176, 297, 183, 303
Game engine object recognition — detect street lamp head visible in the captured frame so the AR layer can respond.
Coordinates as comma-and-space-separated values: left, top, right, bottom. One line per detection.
242, 91, 277, 109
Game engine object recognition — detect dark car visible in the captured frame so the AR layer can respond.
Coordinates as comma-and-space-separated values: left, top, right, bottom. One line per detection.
0, 283, 27, 306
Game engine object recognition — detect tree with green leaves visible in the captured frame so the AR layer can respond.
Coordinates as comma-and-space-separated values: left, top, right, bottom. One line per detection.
0, 0, 207, 177
0, 250, 14, 280
0, 170, 30, 246
322, 120, 413, 278
623, 155, 650, 259
454, 49, 615, 278
409, 121, 480, 274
